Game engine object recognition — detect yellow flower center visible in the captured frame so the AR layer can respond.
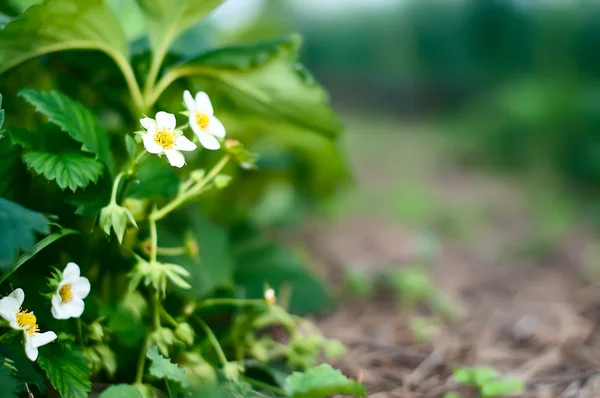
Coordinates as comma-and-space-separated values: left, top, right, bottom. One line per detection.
16, 310, 39, 336
154, 128, 176, 150
59, 283, 73, 303
195, 113, 210, 130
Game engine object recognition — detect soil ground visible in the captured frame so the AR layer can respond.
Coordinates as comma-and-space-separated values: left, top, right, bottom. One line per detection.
304, 116, 600, 397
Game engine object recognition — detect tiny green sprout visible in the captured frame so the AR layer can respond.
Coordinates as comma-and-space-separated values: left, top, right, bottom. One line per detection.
452, 366, 524, 398
343, 267, 373, 297
214, 174, 232, 189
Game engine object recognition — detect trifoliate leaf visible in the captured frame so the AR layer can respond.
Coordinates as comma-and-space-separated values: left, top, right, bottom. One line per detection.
19, 89, 115, 174
284, 364, 366, 398
169, 35, 341, 138
23, 151, 104, 192
0, 198, 49, 269
146, 346, 190, 388
99, 384, 142, 398
135, 0, 224, 53
0, 0, 128, 74
38, 345, 91, 398
0, 364, 18, 398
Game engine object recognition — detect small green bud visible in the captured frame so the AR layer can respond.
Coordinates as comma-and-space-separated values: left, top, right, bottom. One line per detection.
214, 174, 232, 190
122, 198, 147, 221
99, 202, 138, 243
175, 322, 195, 346
225, 139, 258, 169
88, 321, 105, 342
222, 361, 244, 382
150, 327, 175, 357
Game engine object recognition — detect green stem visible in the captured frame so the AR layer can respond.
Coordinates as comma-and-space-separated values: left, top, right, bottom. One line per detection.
156, 246, 187, 256
243, 377, 289, 396
151, 156, 230, 221
159, 306, 178, 328
111, 52, 145, 114
152, 289, 161, 329
197, 318, 228, 367
196, 298, 264, 311
134, 337, 149, 384
110, 172, 125, 204
149, 215, 158, 264
76, 318, 85, 347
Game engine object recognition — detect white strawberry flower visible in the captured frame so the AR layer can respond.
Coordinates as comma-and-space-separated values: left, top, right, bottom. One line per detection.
0, 288, 57, 361
51, 262, 91, 320
141, 111, 197, 168
183, 90, 226, 150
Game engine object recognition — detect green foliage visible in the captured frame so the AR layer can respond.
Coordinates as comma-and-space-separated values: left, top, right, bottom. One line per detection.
146, 346, 190, 388
343, 268, 374, 297
0, 364, 18, 398
136, 0, 225, 53
284, 364, 366, 398
234, 241, 329, 314
23, 151, 104, 191
99, 385, 142, 398
38, 345, 92, 398
452, 366, 524, 398
0, 0, 128, 74
173, 35, 341, 138
0, 344, 46, 391
0, 198, 50, 269
0, 94, 4, 129
19, 89, 115, 174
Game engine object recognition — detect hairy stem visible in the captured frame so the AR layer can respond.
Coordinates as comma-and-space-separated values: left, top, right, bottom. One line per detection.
151, 156, 230, 221
109, 172, 125, 204
197, 318, 228, 368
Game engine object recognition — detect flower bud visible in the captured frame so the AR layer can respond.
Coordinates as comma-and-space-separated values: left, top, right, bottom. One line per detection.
222, 361, 243, 382
225, 139, 258, 169
122, 198, 147, 222
175, 322, 195, 346
99, 202, 138, 243
264, 288, 276, 307
150, 327, 175, 357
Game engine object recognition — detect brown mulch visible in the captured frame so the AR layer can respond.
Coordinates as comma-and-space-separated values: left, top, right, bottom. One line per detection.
296, 127, 600, 397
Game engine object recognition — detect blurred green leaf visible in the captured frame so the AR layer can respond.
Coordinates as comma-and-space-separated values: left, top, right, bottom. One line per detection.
159, 207, 234, 298
23, 151, 103, 192
169, 35, 342, 138
0, 344, 45, 391
128, 156, 179, 199
19, 89, 115, 175
234, 241, 329, 314
481, 377, 524, 397
0, 0, 128, 74
0, 198, 49, 269
0, 94, 4, 130
38, 345, 91, 398
135, 0, 224, 53
99, 384, 142, 398
0, 364, 18, 398
284, 364, 366, 398
146, 346, 190, 388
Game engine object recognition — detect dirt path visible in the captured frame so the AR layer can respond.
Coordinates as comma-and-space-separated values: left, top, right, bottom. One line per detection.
304, 117, 600, 397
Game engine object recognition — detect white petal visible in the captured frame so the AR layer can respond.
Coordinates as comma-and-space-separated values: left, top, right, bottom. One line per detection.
51, 295, 70, 320
164, 150, 185, 168
155, 111, 176, 130
62, 262, 80, 280
174, 135, 197, 152
31, 331, 57, 348
24, 336, 38, 361
0, 297, 19, 326
205, 116, 226, 138
72, 277, 91, 299
195, 91, 213, 116
183, 90, 196, 112
9, 288, 25, 307
189, 114, 202, 135
142, 134, 163, 154
140, 117, 156, 131
65, 298, 85, 318
196, 132, 220, 150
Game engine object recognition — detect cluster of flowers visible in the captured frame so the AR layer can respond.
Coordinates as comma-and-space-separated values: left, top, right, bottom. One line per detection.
141, 90, 226, 167
0, 263, 90, 361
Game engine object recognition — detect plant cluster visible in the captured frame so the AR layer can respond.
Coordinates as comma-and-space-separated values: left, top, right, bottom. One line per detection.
0, 0, 360, 396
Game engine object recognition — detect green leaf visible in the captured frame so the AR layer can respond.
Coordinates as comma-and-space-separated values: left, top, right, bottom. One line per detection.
284, 364, 366, 398
0, 228, 78, 285
159, 207, 234, 298
0, 198, 50, 269
0, 343, 45, 391
0, 131, 23, 197
19, 89, 115, 175
169, 35, 341, 138
38, 345, 91, 398
234, 241, 329, 314
136, 0, 224, 53
0, 364, 18, 398
23, 151, 104, 192
100, 385, 142, 398
146, 346, 190, 388
128, 156, 179, 199
0, 0, 128, 74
